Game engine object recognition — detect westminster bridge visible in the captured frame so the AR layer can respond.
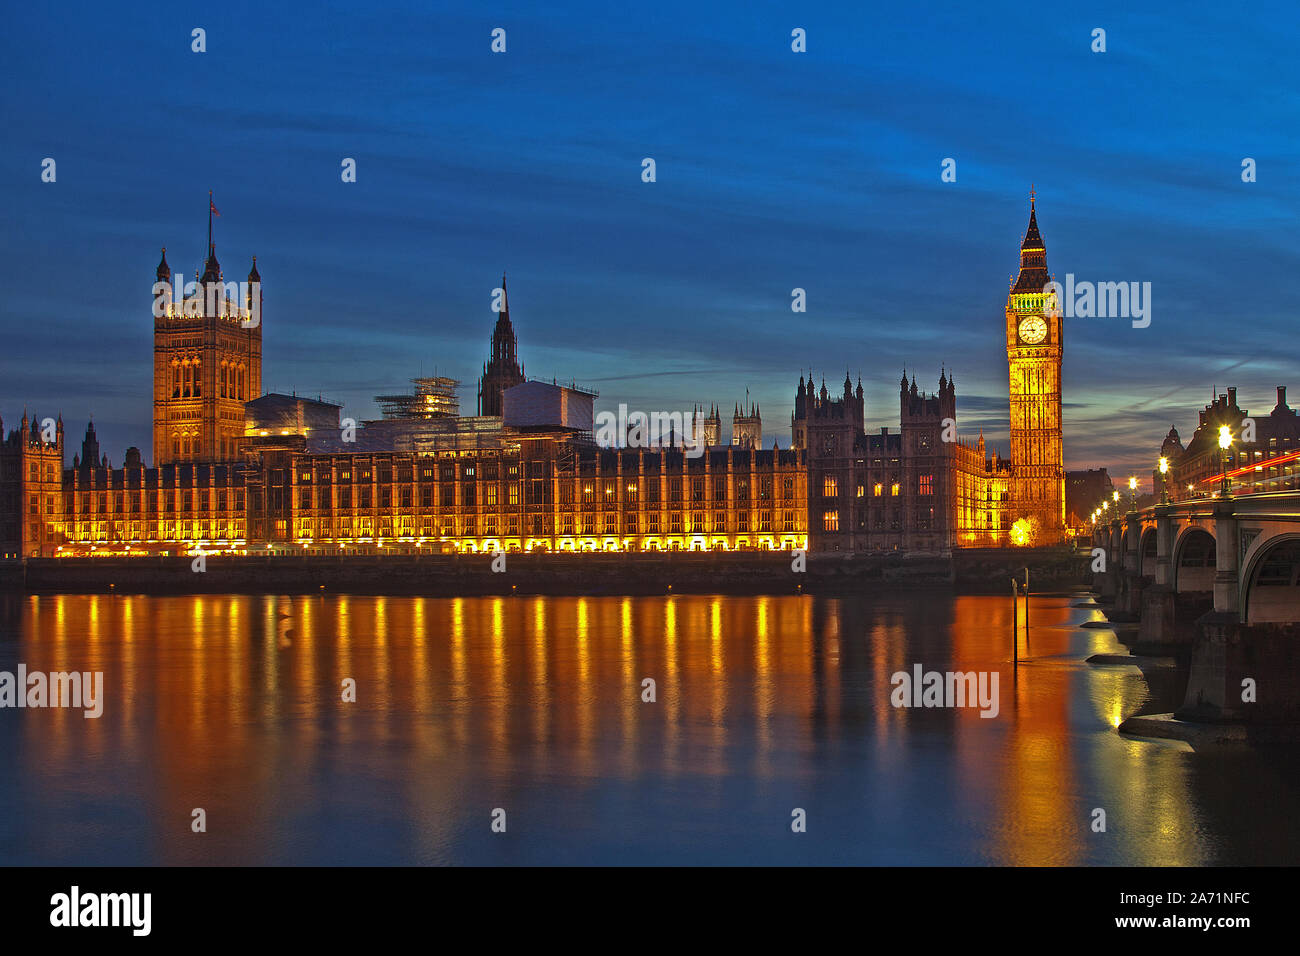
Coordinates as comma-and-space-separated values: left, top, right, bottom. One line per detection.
1091, 490, 1300, 725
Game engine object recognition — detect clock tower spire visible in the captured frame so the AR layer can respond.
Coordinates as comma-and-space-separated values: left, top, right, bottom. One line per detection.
1005, 193, 1065, 543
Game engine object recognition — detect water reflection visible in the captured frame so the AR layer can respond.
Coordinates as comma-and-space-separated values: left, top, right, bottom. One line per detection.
0, 592, 1297, 865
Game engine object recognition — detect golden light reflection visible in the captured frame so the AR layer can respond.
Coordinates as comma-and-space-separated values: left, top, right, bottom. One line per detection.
7, 592, 1227, 865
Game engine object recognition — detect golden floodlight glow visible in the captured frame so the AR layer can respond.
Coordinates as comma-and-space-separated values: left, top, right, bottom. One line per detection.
1128, 476, 1137, 491
1009, 517, 1034, 547
1219, 425, 1233, 450
1158, 457, 1169, 475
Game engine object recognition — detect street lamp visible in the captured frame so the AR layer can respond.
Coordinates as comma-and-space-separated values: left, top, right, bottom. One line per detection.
1158, 457, 1169, 505
1128, 475, 1138, 510
1218, 425, 1233, 498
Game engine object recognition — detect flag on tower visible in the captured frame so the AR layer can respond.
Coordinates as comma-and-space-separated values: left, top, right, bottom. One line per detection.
210, 197, 220, 217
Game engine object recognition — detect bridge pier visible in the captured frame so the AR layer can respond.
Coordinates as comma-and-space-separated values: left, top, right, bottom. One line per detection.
1212, 499, 1239, 616
1178, 614, 1300, 727
1110, 513, 1147, 622
1135, 585, 1210, 654
1153, 504, 1174, 587
1095, 519, 1123, 602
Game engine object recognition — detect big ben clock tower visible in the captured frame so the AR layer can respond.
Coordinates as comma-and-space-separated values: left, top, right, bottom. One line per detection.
1005, 192, 1065, 543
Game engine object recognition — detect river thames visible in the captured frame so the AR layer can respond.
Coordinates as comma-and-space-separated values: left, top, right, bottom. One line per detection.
1, 591, 1297, 865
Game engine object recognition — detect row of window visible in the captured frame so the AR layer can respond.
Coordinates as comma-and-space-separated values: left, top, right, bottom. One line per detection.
291, 510, 802, 539
822, 508, 936, 532
169, 360, 248, 400
821, 476, 934, 498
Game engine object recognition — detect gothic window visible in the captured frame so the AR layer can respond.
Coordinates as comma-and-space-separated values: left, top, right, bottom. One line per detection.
172, 364, 180, 398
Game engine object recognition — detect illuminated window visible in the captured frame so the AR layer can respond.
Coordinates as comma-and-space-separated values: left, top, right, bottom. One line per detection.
823, 510, 839, 532
873, 482, 883, 497
919, 474, 933, 495
891, 482, 900, 496
856, 484, 865, 498
823, 476, 838, 498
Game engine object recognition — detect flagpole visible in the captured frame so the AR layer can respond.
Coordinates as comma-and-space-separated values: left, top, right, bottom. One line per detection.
208, 190, 213, 252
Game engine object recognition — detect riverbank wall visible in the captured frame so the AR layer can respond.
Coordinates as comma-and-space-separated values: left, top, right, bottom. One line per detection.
0, 547, 1089, 597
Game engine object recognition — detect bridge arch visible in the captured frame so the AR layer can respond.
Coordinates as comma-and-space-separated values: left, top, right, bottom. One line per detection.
1242, 533, 1300, 624
1139, 526, 1158, 577
1173, 526, 1216, 593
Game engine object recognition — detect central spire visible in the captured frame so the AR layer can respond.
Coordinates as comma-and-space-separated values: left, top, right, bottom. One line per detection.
1012, 193, 1049, 292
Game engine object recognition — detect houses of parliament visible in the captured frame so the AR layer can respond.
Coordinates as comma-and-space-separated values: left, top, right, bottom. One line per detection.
0, 200, 1066, 558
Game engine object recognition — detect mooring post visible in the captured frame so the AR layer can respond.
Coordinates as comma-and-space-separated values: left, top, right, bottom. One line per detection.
1023, 567, 1029, 638
1011, 578, 1019, 668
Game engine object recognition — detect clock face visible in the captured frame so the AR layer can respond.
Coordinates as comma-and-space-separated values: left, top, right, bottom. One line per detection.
1018, 316, 1048, 344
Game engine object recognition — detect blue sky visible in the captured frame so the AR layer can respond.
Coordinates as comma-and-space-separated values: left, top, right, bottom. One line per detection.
2, 0, 1297, 483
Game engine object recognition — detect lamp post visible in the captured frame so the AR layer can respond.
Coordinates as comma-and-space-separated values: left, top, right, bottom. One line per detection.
1158, 457, 1169, 505
1128, 475, 1138, 511
1218, 425, 1233, 498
